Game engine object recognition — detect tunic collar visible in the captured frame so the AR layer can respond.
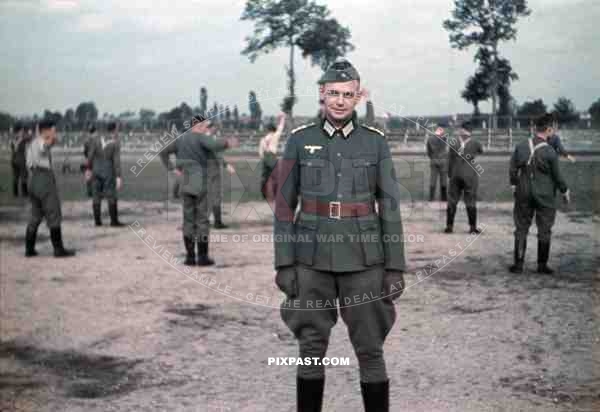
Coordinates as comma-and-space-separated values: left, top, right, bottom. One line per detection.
322, 113, 356, 139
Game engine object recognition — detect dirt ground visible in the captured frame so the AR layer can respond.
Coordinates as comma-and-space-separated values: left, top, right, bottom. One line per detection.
0, 200, 598, 412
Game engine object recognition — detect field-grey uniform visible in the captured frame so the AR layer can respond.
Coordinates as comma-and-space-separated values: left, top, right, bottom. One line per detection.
160, 129, 230, 265
25, 136, 74, 257
426, 133, 448, 201
87, 135, 122, 226
446, 135, 483, 232
82, 135, 94, 197
207, 148, 228, 228
11, 134, 29, 197
509, 136, 568, 273
275, 111, 405, 403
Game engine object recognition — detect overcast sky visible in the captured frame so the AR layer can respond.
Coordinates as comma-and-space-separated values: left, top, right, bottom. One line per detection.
0, 0, 598, 118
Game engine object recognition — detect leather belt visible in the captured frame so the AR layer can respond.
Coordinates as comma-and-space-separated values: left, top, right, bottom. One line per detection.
302, 199, 375, 219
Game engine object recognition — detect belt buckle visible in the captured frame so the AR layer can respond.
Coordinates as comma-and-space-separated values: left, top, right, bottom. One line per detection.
329, 201, 341, 219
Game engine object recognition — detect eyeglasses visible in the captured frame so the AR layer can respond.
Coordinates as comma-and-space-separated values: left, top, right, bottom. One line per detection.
325, 89, 357, 100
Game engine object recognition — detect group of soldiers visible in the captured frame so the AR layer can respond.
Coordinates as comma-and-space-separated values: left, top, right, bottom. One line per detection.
11, 58, 572, 411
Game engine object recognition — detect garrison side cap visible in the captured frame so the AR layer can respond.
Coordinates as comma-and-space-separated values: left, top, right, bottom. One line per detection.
318, 59, 360, 84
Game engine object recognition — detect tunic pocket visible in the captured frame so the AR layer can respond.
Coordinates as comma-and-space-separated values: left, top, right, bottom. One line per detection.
357, 219, 384, 266
352, 155, 378, 194
299, 158, 333, 195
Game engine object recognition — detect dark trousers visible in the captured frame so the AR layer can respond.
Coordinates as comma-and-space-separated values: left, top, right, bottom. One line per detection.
92, 175, 117, 207
208, 167, 222, 210
182, 192, 210, 239
513, 195, 556, 242
261, 153, 278, 202
281, 265, 396, 383
28, 169, 62, 230
429, 159, 447, 197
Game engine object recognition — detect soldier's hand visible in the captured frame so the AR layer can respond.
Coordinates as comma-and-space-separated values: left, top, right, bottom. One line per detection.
226, 164, 236, 175
511, 185, 516, 194
174, 169, 183, 177
84, 170, 92, 181
562, 189, 570, 204
382, 270, 405, 301
567, 155, 576, 163
116, 177, 122, 191
275, 266, 298, 299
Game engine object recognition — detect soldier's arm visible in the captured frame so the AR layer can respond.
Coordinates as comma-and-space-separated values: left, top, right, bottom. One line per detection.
270, 115, 286, 151
113, 142, 122, 178
258, 137, 265, 159
273, 134, 300, 269
549, 152, 568, 194
447, 139, 456, 177
426, 138, 433, 158
159, 140, 177, 170
376, 137, 406, 272
509, 146, 520, 186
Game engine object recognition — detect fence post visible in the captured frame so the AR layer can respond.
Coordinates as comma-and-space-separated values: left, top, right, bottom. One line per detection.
487, 125, 492, 150
509, 127, 513, 150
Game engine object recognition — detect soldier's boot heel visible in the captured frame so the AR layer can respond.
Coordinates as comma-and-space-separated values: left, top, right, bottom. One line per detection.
196, 240, 215, 266
360, 380, 389, 412
213, 206, 228, 229
25, 225, 39, 257
50, 227, 75, 258
93, 202, 102, 226
183, 236, 195, 266
537, 240, 554, 274
297, 377, 325, 412
509, 236, 527, 274
109, 201, 125, 227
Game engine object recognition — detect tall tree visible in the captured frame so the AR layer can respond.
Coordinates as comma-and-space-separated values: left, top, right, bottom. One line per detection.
444, 0, 531, 129
241, 0, 354, 119
589, 98, 600, 127
248, 91, 262, 130
233, 105, 240, 129
517, 99, 546, 118
75, 102, 99, 127
553, 97, 579, 125
365, 100, 375, 125
462, 71, 490, 116
225, 105, 232, 128
64, 108, 75, 131
200, 87, 208, 116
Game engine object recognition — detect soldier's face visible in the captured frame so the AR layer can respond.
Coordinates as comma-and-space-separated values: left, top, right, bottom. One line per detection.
323, 80, 360, 123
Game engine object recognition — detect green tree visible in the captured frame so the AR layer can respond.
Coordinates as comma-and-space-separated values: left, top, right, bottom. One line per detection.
0, 111, 13, 131
588, 98, 600, 127
75, 102, 99, 128
249, 91, 262, 130
241, 0, 354, 119
517, 99, 546, 118
64, 108, 75, 130
233, 105, 240, 129
553, 97, 579, 125
139, 108, 156, 129
462, 71, 489, 116
200, 87, 208, 116
444, 0, 531, 129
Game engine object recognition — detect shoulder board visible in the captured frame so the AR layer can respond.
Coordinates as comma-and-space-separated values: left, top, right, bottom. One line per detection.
361, 124, 385, 136
290, 123, 316, 134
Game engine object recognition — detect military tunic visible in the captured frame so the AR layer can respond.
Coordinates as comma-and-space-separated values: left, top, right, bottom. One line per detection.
274, 115, 405, 382
11, 134, 29, 196
160, 130, 228, 239
26, 137, 62, 229
87, 135, 121, 204
509, 136, 568, 241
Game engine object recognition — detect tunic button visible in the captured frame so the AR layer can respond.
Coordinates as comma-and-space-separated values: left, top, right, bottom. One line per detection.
337, 153, 341, 157
337, 173, 341, 177
307, 161, 312, 166
337, 194, 343, 199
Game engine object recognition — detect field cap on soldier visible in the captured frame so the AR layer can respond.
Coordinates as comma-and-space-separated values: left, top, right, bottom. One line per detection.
318, 59, 360, 84
460, 120, 474, 134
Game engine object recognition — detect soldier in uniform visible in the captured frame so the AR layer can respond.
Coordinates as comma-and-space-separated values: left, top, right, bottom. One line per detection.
160, 115, 239, 266
258, 113, 286, 206
208, 138, 236, 229
274, 59, 406, 412
10, 122, 29, 197
509, 113, 570, 274
444, 120, 483, 234
25, 119, 75, 258
548, 133, 575, 162
82, 125, 96, 198
426, 124, 448, 201
85, 122, 124, 227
